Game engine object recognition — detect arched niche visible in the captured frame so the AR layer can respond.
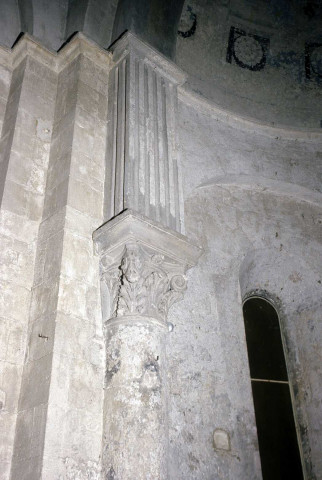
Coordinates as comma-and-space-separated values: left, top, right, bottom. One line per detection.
239, 249, 322, 479
184, 180, 322, 478
242, 295, 303, 479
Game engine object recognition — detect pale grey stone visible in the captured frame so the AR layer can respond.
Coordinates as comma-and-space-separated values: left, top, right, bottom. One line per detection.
0, 26, 320, 480
213, 429, 231, 451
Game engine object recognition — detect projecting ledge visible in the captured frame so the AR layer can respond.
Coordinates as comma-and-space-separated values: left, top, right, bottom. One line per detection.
93, 209, 202, 267
93, 209, 203, 325
110, 31, 187, 86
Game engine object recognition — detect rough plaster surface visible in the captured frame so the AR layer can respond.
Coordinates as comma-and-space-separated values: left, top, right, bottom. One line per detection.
165, 99, 322, 479
176, 0, 322, 128
0, 29, 321, 480
180, 188, 321, 479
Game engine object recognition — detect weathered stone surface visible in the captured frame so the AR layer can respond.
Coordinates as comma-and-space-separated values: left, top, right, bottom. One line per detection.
0, 23, 321, 480
103, 322, 168, 480
104, 33, 186, 232
0, 34, 109, 480
166, 177, 322, 479
0, 49, 56, 479
94, 209, 202, 479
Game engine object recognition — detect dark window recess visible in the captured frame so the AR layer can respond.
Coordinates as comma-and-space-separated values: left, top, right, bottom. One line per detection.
243, 297, 303, 480
243, 298, 288, 381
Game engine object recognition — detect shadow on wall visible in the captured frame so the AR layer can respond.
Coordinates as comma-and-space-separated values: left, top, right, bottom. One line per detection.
0, 0, 186, 58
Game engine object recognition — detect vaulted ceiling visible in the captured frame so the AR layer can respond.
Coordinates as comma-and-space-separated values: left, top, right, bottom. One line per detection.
0, 0, 185, 57
1, 0, 321, 127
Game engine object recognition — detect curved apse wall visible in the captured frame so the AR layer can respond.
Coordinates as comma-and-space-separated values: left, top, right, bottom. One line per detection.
1, 0, 321, 128
176, 0, 322, 128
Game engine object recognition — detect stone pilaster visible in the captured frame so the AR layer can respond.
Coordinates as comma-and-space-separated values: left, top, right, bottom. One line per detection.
94, 210, 202, 479
0, 40, 56, 480
104, 32, 187, 233
4, 33, 111, 480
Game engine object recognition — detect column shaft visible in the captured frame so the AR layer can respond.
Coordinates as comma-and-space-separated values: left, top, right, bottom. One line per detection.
93, 209, 202, 479
103, 321, 168, 480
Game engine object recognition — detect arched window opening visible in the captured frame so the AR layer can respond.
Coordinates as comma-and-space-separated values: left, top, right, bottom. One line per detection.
242, 297, 303, 480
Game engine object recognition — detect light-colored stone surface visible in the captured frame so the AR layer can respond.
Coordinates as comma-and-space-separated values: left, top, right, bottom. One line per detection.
0, 24, 321, 480
103, 322, 168, 480
105, 33, 186, 233
94, 209, 202, 479
0, 33, 109, 480
178, 98, 322, 199
165, 98, 322, 479
213, 429, 231, 451
0, 47, 56, 478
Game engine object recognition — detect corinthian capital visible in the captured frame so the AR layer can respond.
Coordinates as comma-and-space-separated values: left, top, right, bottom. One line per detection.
103, 242, 187, 322
93, 210, 202, 327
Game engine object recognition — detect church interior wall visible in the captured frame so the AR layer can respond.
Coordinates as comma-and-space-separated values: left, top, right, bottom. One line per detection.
168, 175, 322, 478
0, 2, 321, 478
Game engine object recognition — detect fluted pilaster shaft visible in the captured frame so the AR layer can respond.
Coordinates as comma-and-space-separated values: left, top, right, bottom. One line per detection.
104, 32, 186, 233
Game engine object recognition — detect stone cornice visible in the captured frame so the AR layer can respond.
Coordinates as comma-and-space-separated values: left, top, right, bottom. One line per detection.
0, 32, 112, 73
110, 31, 187, 86
93, 209, 202, 268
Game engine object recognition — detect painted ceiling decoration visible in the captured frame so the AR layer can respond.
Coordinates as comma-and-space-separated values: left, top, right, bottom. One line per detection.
0, 0, 320, 126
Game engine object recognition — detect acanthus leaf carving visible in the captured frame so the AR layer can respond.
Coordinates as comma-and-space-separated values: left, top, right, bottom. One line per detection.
101, 242, 187, 323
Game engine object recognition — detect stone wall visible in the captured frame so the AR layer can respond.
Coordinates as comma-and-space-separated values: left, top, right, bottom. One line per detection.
166, 97, 322, 479
0, 43, 57, 479
0, 34, 109, 479
0, 30, 321, 480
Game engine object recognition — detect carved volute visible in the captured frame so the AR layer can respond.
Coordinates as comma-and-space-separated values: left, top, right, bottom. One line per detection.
102, 241, 187, 323
93, 209, 202, 328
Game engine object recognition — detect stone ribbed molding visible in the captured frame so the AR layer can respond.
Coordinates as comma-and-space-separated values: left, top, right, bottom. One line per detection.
104, 32, 187, 233
93, 210, 202, 479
